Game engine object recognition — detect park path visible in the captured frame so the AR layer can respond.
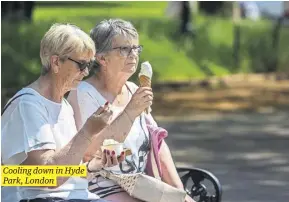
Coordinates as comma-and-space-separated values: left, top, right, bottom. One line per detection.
156, 110, 289, 202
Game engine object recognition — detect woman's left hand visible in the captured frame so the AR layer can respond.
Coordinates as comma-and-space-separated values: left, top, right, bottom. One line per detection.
87, 149, 126, 172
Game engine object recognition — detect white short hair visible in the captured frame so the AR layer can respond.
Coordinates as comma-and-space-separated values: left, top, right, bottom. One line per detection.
40, 23, 96, 75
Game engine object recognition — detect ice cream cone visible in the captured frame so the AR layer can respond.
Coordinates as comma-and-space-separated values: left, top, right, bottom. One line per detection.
139, 75, 151, 113
139, 75, 151, 88
139, 61, 153, 114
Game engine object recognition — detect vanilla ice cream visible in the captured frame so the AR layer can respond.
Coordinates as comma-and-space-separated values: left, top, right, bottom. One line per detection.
139, 61, 153, 79
101, 139, 123, 156
103, 139, 119, 146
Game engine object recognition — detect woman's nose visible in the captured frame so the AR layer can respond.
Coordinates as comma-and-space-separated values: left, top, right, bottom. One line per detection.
128, 49, 138, 59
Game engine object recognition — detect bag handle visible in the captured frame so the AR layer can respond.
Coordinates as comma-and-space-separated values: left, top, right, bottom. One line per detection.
150, 141, 161, 180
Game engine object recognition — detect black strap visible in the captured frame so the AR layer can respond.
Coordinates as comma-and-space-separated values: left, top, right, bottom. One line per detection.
125, 83, 133, 95
125, 83, 151, 162
1, 93, 34, 116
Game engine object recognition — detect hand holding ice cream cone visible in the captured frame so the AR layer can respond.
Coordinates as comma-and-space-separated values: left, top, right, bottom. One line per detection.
124, 87, 153, 122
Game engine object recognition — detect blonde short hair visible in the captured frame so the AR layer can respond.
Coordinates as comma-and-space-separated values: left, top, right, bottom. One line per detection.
40, 23, 96, 75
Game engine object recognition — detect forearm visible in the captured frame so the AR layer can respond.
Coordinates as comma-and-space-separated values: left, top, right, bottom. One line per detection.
160, 142, 184, 190
23, 129, 92, 187
83, 111, 134, 161
46, 129, 92, 165
47, 129, 95, 187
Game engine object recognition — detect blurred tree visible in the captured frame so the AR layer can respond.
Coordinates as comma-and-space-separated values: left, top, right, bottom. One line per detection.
271, 2, 289, 73
180, 1, 196, 37
180, 1, 191, 34
1, 1, 35, 22
232, 1, 241, 70
199, 1, 224, 15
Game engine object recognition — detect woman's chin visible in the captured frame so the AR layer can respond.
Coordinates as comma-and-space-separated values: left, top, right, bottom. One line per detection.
70, 80, 82, 90
122, 67, 136, 75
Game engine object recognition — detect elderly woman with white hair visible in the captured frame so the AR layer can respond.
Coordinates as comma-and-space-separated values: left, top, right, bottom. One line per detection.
1, 23, 123, 202
68, 19, 195, 202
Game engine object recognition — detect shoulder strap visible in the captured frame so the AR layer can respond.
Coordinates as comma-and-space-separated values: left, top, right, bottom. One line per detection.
125, 83, 134, 95
63, 98, 69, 105
1, 93, 34, 116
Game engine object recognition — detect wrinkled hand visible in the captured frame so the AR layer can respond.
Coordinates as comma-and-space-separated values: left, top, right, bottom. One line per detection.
83, 102, 113, 136
88, 149, 126, 172
185, 195, 196, 202
125, 87, 153, 120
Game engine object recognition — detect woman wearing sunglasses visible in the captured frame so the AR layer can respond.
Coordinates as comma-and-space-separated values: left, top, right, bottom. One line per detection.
1, 23, 117, 202
68, 19, 195, 202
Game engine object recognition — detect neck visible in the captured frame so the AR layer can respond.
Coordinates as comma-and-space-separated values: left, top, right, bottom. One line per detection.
35, 74, 65, 103
94, 72, 129, 97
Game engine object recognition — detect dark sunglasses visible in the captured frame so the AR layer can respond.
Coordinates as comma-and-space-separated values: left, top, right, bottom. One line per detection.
67, 57, 94, 72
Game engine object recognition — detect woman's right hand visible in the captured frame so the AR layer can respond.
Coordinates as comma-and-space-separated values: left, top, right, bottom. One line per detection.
83, 102, 113, 136
124, 87, 153, 120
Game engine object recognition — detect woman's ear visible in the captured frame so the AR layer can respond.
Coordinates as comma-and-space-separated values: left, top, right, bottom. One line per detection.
95, 54, 107, 67
50, 55, 61, 74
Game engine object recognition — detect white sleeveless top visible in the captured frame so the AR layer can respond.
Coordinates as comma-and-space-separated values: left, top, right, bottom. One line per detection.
75, 81, 156, 174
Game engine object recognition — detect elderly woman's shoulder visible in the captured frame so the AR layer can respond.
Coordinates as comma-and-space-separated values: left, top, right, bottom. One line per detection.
2, 88, 47, 117
7, 87, 64, 110
9, 88, 42, 105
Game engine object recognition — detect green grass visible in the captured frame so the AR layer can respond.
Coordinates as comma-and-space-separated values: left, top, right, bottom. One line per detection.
33, 2, 198, 82
31, 1, 248, 81
34, 2, 167, 21
2, 1, 289, 89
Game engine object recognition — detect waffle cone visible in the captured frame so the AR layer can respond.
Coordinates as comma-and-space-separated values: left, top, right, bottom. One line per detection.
139, 75, 151, 87
139, 75, 151, 113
